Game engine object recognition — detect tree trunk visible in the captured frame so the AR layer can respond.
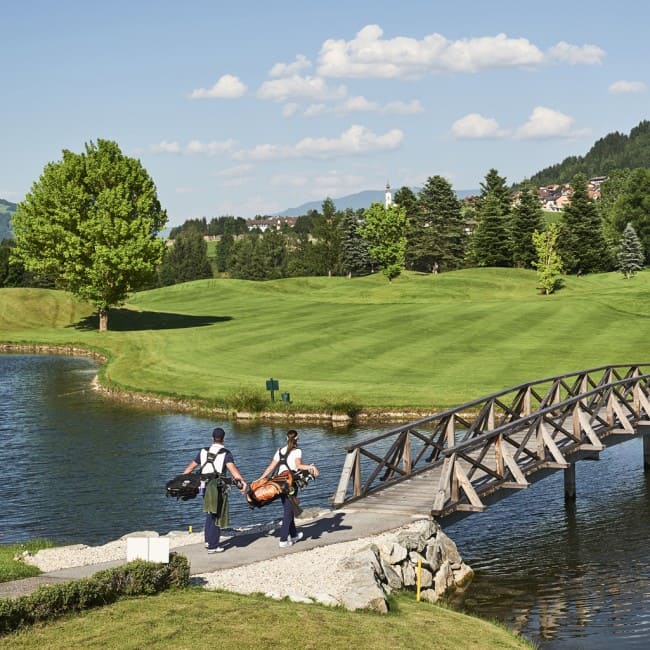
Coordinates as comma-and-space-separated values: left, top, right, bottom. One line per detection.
99, 307, 109, 332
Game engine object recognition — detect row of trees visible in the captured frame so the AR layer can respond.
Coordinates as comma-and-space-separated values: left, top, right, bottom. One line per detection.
2, 138, 648, 330
158, 166, 648, 287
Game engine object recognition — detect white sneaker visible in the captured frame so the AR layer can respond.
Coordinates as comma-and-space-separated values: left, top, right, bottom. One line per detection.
207, 546, 225, 554
279, 539, 293, 548
204, 542, 209, 548
290, 532, 304, 544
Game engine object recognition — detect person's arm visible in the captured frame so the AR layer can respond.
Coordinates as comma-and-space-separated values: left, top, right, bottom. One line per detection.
225, 461, 247, 493
295, 453, 319, 477
183, 460, 198, 474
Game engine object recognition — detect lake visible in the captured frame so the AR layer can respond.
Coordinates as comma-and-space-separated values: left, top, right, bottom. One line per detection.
2, 353, 649, 648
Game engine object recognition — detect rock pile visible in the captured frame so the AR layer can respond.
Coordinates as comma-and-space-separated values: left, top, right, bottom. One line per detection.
339, 518, 474, 612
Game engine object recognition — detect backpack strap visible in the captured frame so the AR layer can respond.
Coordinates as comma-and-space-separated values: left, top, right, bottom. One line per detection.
200, 447, 228, 477
276, 447, 290, 475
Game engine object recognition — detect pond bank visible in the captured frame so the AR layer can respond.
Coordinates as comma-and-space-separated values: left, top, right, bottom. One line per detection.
0, 343, 444, 424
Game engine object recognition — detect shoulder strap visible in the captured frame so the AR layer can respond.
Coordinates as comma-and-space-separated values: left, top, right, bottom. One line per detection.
200, 447, 228, 475
275, 447, 290, 475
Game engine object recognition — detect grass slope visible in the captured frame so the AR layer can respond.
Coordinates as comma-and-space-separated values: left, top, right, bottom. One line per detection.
0, 589, 533, 649
1, 269, 649, 411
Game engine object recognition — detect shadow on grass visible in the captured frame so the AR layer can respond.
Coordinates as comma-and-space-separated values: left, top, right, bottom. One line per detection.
72, 309, 232, 331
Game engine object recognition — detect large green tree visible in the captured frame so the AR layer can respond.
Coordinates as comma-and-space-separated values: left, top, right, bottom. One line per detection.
532, 224, 563, 295
480, 168, 512, 219
311, 197, 342, 277
12, 140, 167, 330
469, 192, 511, 267
358, 202, 406, 281
510, 183, 544, 268
558, 173, 610, 274
339, 208, 371, 277
416, 175, 466, 271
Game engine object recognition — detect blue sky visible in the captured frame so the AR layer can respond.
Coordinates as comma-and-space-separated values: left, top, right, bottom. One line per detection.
2, 1, 648, 226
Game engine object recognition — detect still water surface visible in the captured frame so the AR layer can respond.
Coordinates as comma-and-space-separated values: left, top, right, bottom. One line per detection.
1, 353, 649, 648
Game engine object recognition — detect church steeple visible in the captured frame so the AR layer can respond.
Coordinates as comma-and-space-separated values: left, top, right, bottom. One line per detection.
385, 181, 392, 208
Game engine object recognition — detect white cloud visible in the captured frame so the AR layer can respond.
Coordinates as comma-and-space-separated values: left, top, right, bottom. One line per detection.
301, 97, 424, 117
318, 24, 549, 78
609, 80, 646, 94
547, 41, 605, 65
451, 113, 508, 139
282, 102, 300, 117
190, 74, 247, 99
269, 54, 312, 77
303, 103, 328, 117
257, 74, 347, 102
233, 124, 403, 161
151, 139, 236, 155
151, 140, 182, 154
515, 106, 585, 139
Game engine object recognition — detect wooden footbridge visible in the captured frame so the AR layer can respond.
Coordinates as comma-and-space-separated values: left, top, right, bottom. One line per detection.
332, 364, 650, 523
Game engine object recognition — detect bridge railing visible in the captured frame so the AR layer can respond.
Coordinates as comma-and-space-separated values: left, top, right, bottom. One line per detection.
332, 364, 650, 508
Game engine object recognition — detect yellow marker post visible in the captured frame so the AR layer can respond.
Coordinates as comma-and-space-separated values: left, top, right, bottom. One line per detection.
188, 525, 193, 534
416, 557, 422, 602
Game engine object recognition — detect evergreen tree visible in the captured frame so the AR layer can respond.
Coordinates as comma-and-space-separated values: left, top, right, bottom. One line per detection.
532, 224, 563, 295
608, 168, 650, 260
616, 222, 645, 279
339, 209, 371, 277
161, 229, 212, 284
286, 233, 327, 277
558, 173, 611, 274
469, 192, 511, 267
311, 197, 342, 276
258, 230, 288, 279
358, 202, 406, 281
416, 175, 466, 271
510, 183, 544, 268
480, 168, 512, 219
215, 233, 234, 273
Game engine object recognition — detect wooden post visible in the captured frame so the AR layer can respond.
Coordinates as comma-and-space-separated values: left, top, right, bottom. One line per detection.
639, 424, 650, 471
564, 463, 576, 500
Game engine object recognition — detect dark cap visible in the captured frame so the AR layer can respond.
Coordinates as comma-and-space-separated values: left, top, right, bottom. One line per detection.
212, 427, 226, 441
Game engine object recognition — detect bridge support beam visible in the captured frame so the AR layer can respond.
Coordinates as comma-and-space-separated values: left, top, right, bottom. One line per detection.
639, 424, 650, 471
564, 463, 576, 500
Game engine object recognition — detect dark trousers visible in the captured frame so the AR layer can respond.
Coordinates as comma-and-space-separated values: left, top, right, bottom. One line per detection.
204, 512, 221, 548
279, 494, 297, 541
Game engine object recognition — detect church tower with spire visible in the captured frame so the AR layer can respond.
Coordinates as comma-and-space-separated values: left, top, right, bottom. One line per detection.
385, 181, 393, 208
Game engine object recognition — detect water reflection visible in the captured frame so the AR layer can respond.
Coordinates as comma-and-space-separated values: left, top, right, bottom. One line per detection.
2, 353, 650, 648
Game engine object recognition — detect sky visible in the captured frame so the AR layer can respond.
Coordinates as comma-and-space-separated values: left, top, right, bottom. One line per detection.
1, 1, 649, 226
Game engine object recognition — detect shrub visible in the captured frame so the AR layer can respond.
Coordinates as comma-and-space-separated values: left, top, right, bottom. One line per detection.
225, 386, 268, 412
319, 396, 363, 418
0, 553, 190, 635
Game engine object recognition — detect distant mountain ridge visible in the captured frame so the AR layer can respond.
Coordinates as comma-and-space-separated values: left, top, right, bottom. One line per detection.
273, 188, 479, 217
0, 198, 16, 241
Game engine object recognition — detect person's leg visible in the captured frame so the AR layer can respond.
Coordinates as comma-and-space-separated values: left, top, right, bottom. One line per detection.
279, 495, 294, 541
205, 512, 221, 549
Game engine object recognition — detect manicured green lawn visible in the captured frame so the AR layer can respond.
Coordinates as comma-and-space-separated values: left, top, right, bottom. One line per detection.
1, 268, 648, 412
0, 588, 533, 649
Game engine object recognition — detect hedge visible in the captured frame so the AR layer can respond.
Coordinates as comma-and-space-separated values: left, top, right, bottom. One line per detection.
0, 552, 190, 635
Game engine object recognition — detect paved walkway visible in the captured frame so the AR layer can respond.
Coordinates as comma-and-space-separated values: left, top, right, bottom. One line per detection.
0, 508, 421, 600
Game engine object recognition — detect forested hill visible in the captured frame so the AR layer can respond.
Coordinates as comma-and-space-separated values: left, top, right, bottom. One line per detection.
0, 199, 17, 241
528, 120, 650, 186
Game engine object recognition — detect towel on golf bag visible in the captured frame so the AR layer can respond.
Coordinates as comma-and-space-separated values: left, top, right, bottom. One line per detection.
246, 471, 294, 508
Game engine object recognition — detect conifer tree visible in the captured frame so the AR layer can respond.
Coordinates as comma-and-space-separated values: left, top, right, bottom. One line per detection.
339, 209, 371, 277
616, 222, 645, 279
416, 175, 466, 271
161, 229, 212, 284
480, 168, 512, 219
558, 173, 611, 274
470, 192, 511, 267
510, 183, 544, 268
